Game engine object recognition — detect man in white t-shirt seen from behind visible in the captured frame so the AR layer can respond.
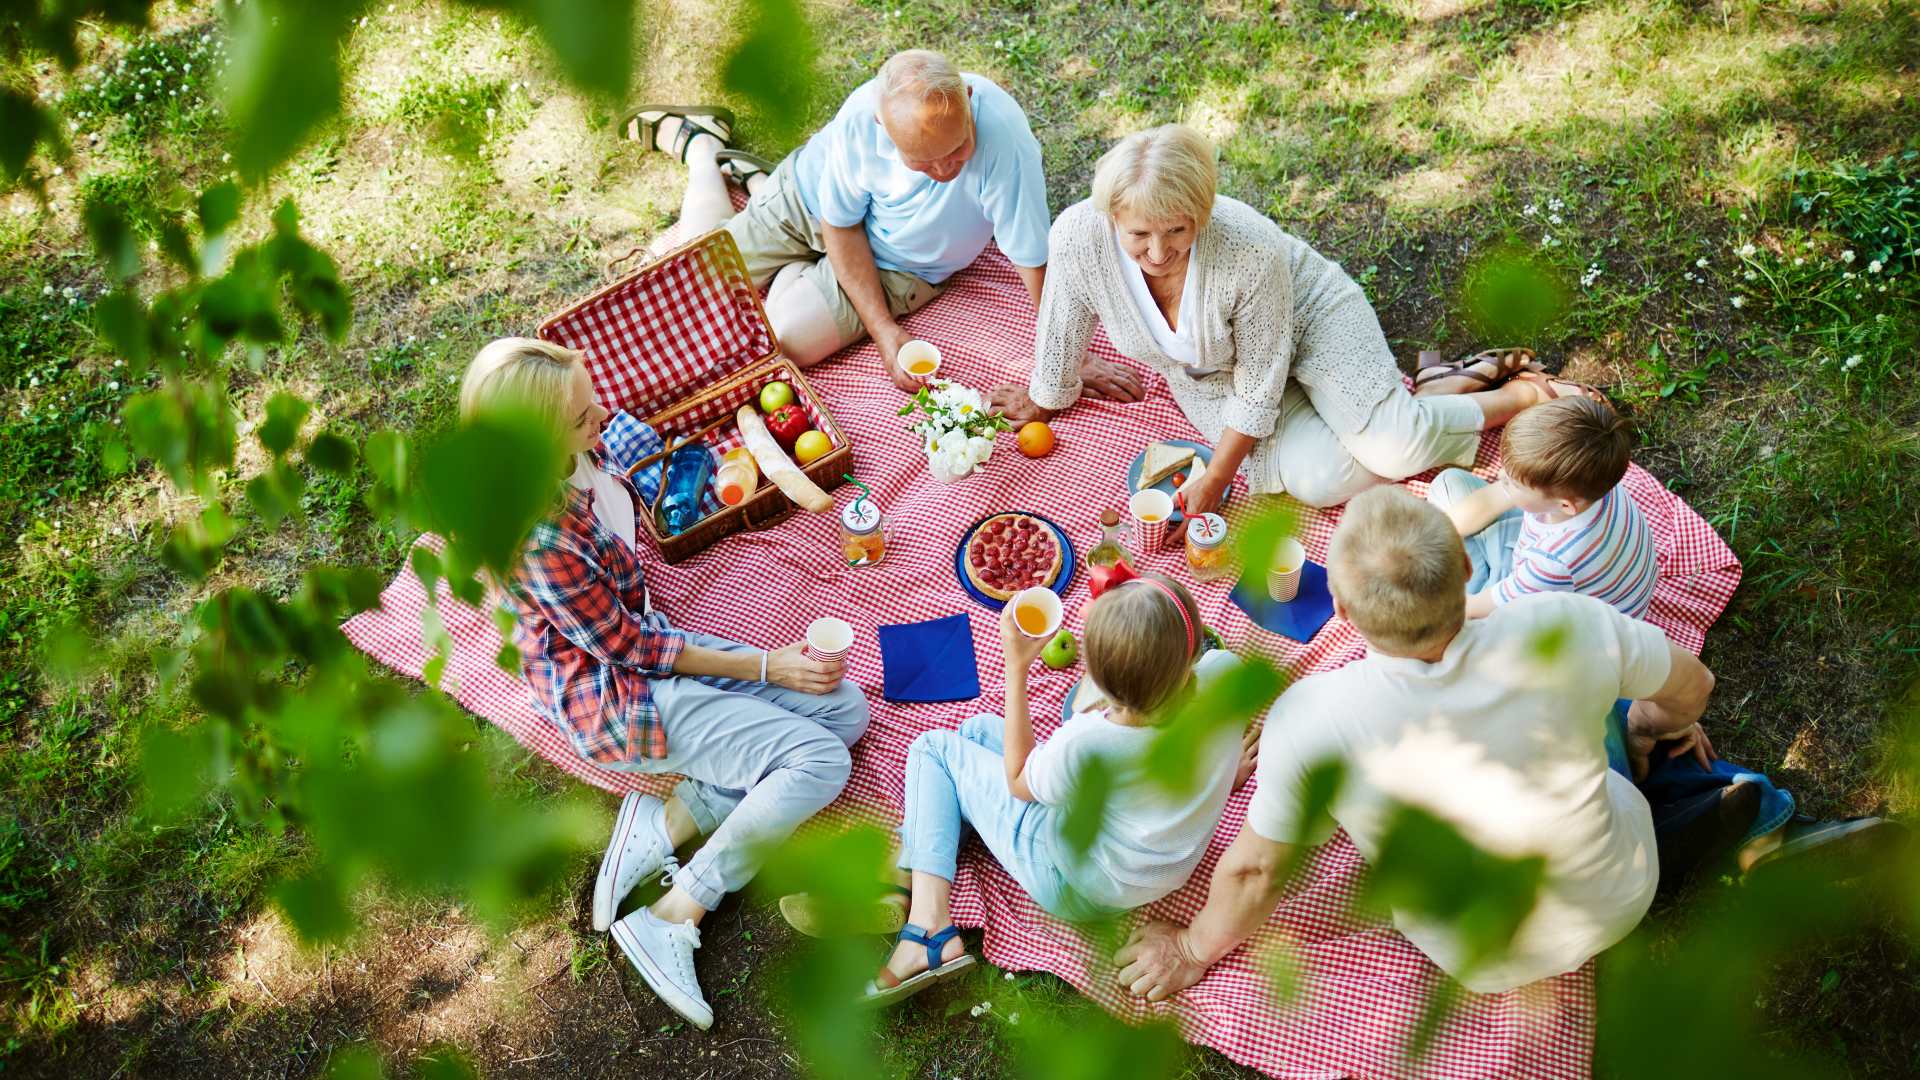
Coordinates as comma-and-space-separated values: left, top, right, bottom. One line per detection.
1114, 486, 1733, 997
621, 50, 1142, 399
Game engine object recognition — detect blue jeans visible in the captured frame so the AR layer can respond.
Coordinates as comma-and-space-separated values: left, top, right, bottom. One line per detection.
897, 714, 1109, 923
605, 629, 870, 911
1602, 700, 1794, 880
1426, 468, 1525, 593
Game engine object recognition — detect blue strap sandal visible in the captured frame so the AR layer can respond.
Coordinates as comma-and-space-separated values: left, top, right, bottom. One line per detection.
860, 923, 976, 1006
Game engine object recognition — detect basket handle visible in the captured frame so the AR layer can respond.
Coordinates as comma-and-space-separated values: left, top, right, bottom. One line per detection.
607, 245, 650, 278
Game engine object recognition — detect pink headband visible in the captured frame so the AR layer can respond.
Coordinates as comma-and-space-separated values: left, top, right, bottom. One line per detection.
1088, 561, 1195, 655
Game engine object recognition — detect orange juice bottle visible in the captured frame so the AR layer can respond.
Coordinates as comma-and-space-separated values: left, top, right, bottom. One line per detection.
714, 448, 758, 506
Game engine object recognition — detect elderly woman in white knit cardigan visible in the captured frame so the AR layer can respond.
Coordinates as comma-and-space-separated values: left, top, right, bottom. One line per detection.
991, 125, 1594, 510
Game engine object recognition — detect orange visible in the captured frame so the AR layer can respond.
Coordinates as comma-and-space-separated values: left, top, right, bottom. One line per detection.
1016, 421, 1056, 458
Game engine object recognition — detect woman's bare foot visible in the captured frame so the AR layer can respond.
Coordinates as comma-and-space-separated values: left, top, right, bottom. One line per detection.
1509, 369, 1610, 406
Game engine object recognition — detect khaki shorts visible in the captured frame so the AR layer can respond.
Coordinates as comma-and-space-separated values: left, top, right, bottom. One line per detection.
723, 159, 941, 344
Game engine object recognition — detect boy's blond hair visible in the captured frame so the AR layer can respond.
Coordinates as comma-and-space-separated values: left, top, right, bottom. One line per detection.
1083, 573, 1204, 719
460, 337, 583, 441
1327, 487, 1467, 654
1091, 124, 1219, 233
1500, 397, 1633, 502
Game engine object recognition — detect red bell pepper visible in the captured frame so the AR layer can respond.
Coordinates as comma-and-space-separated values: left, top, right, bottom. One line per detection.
764, 403, 809, 449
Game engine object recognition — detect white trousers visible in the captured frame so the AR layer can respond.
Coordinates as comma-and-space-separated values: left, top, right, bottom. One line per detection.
1255, 381, 1483, 508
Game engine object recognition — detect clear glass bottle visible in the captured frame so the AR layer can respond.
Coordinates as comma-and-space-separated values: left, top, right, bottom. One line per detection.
840, 498, 887, 567
1185, 512, 1231, 580
1085, 507, 1134, 569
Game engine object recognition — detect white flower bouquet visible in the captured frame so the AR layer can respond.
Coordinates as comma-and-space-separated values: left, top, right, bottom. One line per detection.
897, 379, 1013, 482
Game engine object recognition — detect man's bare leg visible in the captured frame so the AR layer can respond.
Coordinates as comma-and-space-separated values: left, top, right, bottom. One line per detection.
766, 264, 853, 367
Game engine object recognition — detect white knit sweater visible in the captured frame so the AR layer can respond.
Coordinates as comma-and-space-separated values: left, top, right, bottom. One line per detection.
1028, 196, 1403, 492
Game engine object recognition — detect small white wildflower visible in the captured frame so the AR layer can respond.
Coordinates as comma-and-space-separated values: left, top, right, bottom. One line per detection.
1744, 270, 1758, 281
1794, 257, 1805, 266
429, 277, 439, 286
1684, 271, 1697, 282
1522, 203, 1537, 217
1877, 313, 1887, 323
52, 166, 64, 176
1696, 257, 1709, 269
221, 151, 230, 163
107, 380, 119, 390
1760, 444, 1776, 456
1729, 296, 1744, 309
969, 1005, 985, 1018
1737, 243, 1757, 259
485, 107, 495, 121
1008, 1012, 1021, 1025
1548, 196, 1564, 211
1841, 249, 1855, 263
28, 375, 39, 387
1003, 971, 1015, 981
1345, 9, 1357, 19
113, 358, 124, 367
1844, 354, 1863, 371
1843, 271, 1856, 280
1867, 260, 1883, 274
42, 285, 52, 296
1548, 212, 1563, 225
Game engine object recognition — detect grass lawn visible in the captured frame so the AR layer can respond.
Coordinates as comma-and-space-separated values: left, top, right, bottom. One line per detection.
3, 0, 1918, 1075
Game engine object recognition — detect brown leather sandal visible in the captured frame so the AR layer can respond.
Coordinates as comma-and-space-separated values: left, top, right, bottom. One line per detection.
1413, 347, 1540, 394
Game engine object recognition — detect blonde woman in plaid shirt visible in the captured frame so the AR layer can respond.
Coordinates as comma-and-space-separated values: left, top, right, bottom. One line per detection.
464, 338, 870, 1031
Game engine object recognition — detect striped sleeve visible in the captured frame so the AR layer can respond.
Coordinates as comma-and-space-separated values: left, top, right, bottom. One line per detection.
1491, 546, 1573, 607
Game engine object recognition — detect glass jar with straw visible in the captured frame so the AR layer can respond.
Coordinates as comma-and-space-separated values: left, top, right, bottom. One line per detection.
839, 475, 887, 567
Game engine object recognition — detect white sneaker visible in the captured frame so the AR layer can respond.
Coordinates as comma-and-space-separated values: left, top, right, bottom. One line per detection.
611, 908, 712, 1030
593, 793, 676, 932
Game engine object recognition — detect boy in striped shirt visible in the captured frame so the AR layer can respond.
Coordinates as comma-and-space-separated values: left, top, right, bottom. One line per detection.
1426, 397, 1659, 620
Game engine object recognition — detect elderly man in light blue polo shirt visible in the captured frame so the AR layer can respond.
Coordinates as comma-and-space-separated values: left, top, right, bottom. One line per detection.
625, 50, 1143, 399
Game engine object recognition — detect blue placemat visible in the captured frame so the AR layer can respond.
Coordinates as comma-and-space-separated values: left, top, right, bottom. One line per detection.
877, 613, 981, 703
1230, 562, 1335, 643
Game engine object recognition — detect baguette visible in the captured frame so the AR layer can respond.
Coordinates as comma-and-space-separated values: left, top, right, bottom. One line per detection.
736, 406, 833, 513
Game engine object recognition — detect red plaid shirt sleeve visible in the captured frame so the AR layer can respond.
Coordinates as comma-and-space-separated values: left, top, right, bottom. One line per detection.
516, 540, 685, 676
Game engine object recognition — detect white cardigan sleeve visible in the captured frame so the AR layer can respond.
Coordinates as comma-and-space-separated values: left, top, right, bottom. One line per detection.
1220, 248, 1296, 438
1027, 218, 1099, 412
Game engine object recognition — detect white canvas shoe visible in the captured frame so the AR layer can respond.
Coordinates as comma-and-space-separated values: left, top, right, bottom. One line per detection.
611, 908, 713, 1030
592, 793, 675, 932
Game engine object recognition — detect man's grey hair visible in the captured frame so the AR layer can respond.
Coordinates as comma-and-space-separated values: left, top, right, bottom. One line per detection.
879, 50, 966, 112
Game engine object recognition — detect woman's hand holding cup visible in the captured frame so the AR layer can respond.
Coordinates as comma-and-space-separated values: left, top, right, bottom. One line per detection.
766, 642, 843, 695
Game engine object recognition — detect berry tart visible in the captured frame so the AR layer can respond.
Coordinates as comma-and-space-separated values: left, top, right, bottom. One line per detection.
964, 514, 1063, 602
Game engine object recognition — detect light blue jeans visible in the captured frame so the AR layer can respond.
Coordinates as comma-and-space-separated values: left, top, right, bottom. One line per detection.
897, 651, 1242, 923
606, 628, 870, 911
897, 713, 1108, 922
1426, 468, 1526, 594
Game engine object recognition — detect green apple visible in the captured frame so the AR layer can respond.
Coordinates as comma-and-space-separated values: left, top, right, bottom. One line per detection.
759, 380, 796, 413
1041, 628, 1078, 671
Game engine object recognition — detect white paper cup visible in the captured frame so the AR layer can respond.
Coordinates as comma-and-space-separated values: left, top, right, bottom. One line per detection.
1129, 488, 1177, 551
898, 340, 941, 382
1268, 539, 1307, 603
1008, 587, 1064, 639
804, 617, 854, 664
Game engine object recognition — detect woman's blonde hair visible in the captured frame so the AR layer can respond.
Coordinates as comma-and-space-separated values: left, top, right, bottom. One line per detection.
459, 337, 583, 439
1326, 487, 1467, 654
1091, 124, 1219, 232
1082, 572, 1204, 720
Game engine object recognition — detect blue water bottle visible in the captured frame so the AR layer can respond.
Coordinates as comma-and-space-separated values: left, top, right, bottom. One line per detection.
658, 444, 715, 535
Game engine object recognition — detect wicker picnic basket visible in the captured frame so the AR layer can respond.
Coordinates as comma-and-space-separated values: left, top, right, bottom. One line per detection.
537, 228, 852, 564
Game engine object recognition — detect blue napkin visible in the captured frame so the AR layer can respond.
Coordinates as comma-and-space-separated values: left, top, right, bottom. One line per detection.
1230, 562, 1336, 643
599, 409, 724, 515
878, 614, 981, 704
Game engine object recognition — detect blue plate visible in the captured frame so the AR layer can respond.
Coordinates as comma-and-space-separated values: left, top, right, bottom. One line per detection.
1230, 562, 1336, 643
954, 512, 1076, 612
1125, 439, 1230, 526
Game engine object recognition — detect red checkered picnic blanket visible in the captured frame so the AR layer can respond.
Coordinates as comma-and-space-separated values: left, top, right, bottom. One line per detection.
343, 241, 1740, 1079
